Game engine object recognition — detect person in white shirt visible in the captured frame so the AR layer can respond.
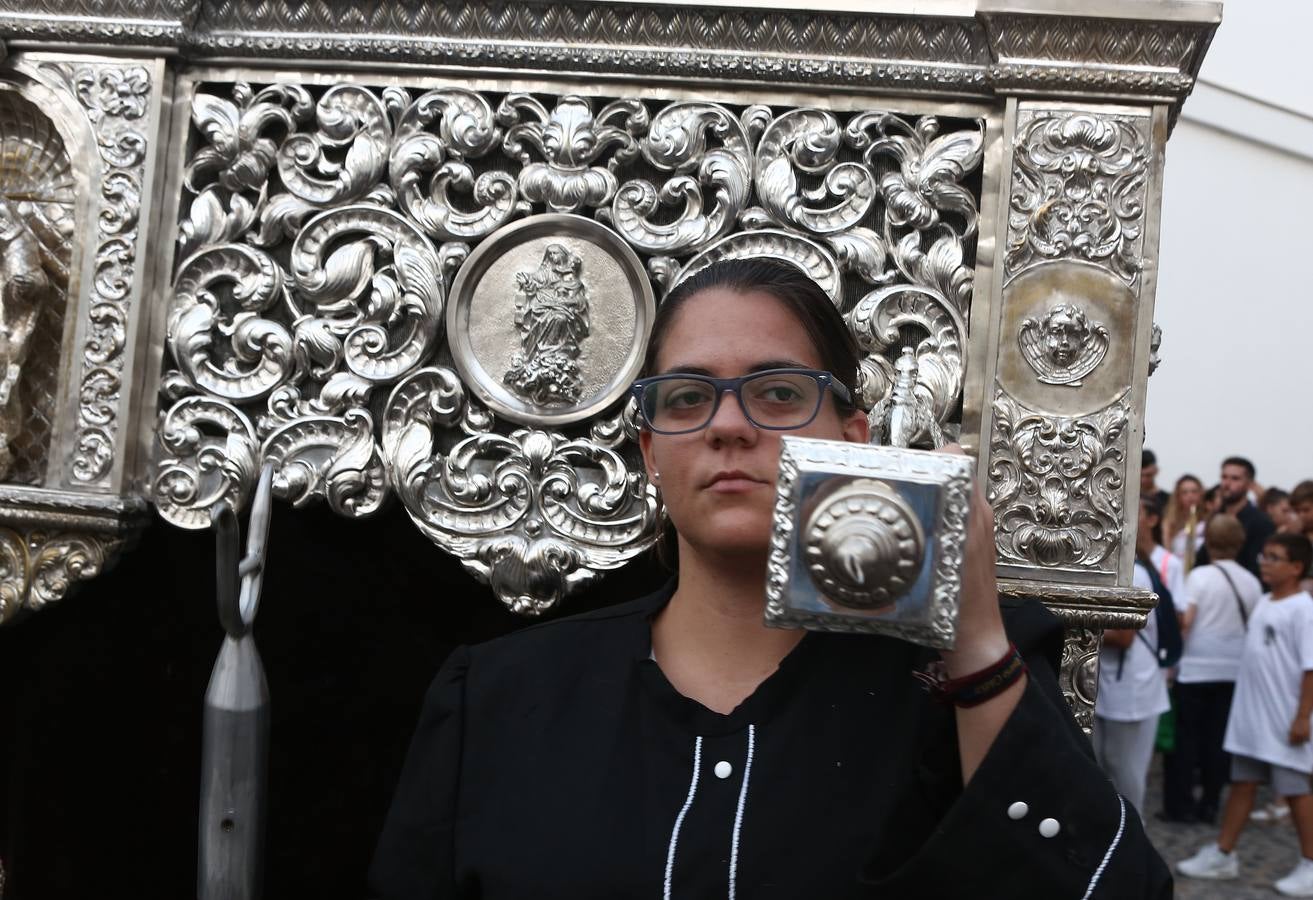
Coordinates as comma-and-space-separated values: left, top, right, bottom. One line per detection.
1095, 498, 1171, 814
1178, 534, 1313, 896
1161, 515, 1261, 823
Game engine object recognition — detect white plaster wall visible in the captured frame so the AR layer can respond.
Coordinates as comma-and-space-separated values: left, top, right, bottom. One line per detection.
1146, 0, 1313, 492
1150, 123, 1313, 491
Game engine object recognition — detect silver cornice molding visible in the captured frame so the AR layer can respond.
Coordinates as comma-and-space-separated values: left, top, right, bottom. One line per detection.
0, 0, 1220, 114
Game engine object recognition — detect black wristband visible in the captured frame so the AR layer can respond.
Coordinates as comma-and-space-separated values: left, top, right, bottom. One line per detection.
928, 643, 1028, 708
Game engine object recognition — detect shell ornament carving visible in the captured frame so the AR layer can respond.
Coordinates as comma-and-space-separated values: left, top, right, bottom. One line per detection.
156, 82, 984, 614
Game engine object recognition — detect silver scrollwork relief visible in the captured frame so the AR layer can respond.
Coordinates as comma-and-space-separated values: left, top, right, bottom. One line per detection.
1006, 110, 1149, 286
157, 79, 986, 613
987, 388, 1130, 573
41, 61, 152, 486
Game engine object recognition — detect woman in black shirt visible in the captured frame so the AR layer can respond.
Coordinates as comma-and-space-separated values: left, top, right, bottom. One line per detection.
369, 259, 1171, 898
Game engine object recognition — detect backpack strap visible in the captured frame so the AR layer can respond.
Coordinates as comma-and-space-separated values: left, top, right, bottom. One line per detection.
1213, 563, 1249, 630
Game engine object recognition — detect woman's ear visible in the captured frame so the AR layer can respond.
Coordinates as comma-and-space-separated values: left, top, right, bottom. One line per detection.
639, 427, 657, 480
841, 407, 870, 445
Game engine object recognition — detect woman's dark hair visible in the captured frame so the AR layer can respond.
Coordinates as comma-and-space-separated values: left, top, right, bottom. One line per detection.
643, 257, 862, 568
1140, 493, 1165, 546
642, 258, 860, 413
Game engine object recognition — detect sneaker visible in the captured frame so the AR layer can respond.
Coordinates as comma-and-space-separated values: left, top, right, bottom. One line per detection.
1276, 858, 1313, 897
1177, 843, 1240, 880
1253, 801, 1292, 823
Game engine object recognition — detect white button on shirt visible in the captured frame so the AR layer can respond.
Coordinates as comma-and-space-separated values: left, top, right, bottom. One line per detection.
1039, 818, 1060, 838
1007, 802, 1028, 820
714, 761, 733, 779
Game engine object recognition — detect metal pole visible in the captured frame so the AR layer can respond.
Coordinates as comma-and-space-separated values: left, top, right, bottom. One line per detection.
199, 463, 273, 900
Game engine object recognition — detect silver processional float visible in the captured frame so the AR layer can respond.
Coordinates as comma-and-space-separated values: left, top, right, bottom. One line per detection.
0, 0, 1224, 895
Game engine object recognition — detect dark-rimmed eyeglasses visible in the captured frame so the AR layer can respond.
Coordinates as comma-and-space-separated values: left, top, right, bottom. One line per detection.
630, 368, 852, 435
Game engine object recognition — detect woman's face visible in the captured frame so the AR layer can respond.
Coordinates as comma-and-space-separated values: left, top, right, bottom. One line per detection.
639, 288, 869, 560
1178, 479, 1202, 510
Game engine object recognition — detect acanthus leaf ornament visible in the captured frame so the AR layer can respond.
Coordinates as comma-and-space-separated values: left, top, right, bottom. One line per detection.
185, 82, 313, 194
153, 395, 260, 530
382, 367, 659, 615
167, 243, 294, 402
277, 84, 390, 207
755, 108, 876, 236
389, 88, 528, 241
606, 102, 753, 255
288, 205, 445, 385
1006, 111, 1148, 285
988, 388, 1130, 572
262, 408, 387, 518
500, 95, 646, 214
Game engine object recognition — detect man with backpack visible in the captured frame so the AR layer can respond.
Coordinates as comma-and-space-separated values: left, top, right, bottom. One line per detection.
1095, 495, 1179, 816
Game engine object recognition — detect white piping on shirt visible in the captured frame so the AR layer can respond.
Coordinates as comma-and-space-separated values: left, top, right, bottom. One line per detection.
1081, 794, 1127, 900
728, 724, 756, 900
664, 734, 703, 900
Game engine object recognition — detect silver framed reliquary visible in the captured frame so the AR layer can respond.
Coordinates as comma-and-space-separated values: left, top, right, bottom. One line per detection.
766, 437, 974, 649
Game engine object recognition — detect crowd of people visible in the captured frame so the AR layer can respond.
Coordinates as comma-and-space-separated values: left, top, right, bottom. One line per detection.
1094, 451, 1313, 895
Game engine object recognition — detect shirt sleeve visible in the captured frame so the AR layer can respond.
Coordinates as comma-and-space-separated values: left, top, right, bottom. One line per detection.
1299, 603, 1313, 673
1183, 568, 1208, 612
367, 646, 471, 900
1167, 557, 1189, 613
859, 604, 1172, 899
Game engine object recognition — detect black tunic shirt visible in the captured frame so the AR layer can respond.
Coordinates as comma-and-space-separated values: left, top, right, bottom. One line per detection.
369, 584, 1172, 898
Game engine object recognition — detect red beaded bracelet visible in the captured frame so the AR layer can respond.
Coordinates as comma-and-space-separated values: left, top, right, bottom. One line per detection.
915, 643, 1028, 708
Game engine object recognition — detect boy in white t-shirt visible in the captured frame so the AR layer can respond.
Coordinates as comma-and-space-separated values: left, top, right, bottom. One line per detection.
1177, 533, 1313, 896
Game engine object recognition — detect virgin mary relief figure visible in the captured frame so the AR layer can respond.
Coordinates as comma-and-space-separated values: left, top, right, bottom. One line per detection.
504, 244, 591, 407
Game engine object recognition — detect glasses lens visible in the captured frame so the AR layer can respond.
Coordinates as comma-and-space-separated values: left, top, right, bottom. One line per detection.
741, 372, 821, 428
642, 378, 717, 432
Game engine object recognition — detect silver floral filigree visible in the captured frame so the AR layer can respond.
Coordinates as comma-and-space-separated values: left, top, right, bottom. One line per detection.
158, 80, 990, 614
382, 366, 659, 614
1006, 111, 1148, 286
389, 87, 526, 241
605, 101, 753, 255
755, 108, 875, 237
499, 94, 646, 214
988, 388, 1130, 572
167, 243, 294, 402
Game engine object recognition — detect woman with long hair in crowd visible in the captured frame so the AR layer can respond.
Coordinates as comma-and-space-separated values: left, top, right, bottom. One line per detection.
1164, 474, 1207, 570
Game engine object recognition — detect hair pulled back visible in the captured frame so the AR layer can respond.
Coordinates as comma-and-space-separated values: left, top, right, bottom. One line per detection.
642, 257, 860, 413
